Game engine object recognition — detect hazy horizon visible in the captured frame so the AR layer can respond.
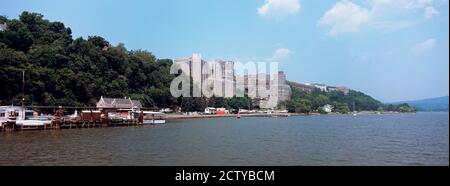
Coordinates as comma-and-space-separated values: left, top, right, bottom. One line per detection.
2, 0, 449, 102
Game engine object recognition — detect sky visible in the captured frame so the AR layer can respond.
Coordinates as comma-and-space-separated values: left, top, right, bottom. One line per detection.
2, 0, 449, 102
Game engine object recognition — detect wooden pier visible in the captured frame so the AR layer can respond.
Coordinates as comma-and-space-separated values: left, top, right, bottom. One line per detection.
1, 109, 145, 132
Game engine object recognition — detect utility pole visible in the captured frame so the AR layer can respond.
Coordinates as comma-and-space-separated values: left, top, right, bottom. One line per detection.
21, 69, 25, 120
353, 102, 356, 113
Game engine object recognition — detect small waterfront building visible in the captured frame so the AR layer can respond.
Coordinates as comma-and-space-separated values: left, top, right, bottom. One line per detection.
0, 106, 34, 121
204, 107, 216, 115
215, 108, 227, 115
96, 96, 142, 110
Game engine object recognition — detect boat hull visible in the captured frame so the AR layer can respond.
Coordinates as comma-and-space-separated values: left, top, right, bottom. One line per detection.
15, 120, 52, 126
142, 120, 166, 124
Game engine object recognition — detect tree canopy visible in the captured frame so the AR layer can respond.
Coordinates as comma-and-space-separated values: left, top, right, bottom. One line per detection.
282, 85, 414, 114
0, 12, 254, 112
0, 12, 176, 108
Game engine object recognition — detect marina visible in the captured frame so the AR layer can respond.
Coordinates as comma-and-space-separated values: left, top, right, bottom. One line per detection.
0, 96, 293, 132
0, 105, 167, 132
0, 105, 294, 132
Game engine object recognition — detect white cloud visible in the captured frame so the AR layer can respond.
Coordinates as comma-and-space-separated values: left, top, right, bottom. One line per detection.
318, 0, 370, 36
424, 6, 439, 18
272, 48, 292, 61
318, 0, 443, 35
413, 38, 437, 53
370, 0, 440, 18
257, 0, 301, 19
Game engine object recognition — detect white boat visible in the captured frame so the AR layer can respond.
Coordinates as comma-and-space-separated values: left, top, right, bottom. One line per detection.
1, 106, 33, 121
16, 117, 52, 126
1, 106, 52, 127
108, 113, 128, 120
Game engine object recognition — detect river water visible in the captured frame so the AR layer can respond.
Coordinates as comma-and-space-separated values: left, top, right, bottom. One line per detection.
0, 112, 448, 166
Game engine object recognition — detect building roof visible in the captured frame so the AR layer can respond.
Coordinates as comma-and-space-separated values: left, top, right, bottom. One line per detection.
0, 106, 34, 112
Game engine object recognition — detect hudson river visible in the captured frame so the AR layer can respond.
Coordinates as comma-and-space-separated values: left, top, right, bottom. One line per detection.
0, 112, 448, 166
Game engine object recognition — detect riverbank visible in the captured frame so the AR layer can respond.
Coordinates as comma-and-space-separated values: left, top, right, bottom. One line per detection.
165, 113, 298, 121
164, 111, 414, 121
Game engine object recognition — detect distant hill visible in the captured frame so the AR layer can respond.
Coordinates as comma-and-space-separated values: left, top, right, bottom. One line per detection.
286, 81, 384, 113
391, 96, 449, 111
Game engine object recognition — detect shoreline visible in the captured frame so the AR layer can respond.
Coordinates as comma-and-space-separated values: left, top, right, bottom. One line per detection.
165, 111, 418, 121
165, 113, 300, 121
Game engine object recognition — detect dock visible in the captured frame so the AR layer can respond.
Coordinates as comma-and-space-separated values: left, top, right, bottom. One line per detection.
1, 105, 295, 132
0, 108, 146, 132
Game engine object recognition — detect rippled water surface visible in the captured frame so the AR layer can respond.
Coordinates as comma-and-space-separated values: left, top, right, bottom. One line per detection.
0, 112, 448, 166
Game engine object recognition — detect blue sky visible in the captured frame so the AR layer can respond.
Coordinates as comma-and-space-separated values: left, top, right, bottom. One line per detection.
2, 0, 449, 102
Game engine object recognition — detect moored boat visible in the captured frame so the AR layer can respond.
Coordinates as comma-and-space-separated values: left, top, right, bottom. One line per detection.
133, 111, 166, 124
15, 117, 52, 127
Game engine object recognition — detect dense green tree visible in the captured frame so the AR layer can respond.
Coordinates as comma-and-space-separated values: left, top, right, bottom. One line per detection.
226, 96, 252, 110
397, 103, 416, 113
312, 94, 329, 110
294, 99, 311, 114
0, 12, 177, 108
333, 102, 350, 114
208, 96, 228, 108
181, 97, 207, 112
